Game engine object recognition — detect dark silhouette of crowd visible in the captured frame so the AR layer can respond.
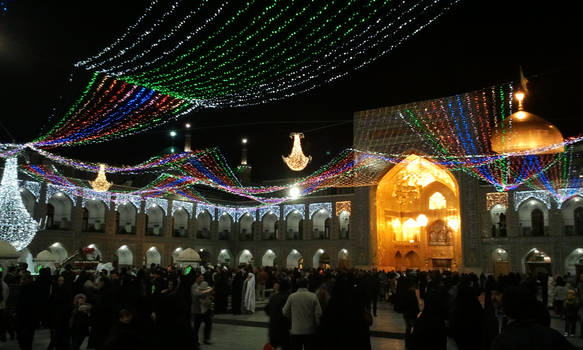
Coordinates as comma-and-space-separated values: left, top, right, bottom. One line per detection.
0, 262, 578, 350
389, 270, 574, 350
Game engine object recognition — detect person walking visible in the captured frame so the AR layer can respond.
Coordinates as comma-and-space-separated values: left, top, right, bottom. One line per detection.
265, 280, 291, 350
192, 273, 213, 348
282, 278, 322, 350
553, 277, 568, 318
564, 289, 579, 337
257, 267, 268, 301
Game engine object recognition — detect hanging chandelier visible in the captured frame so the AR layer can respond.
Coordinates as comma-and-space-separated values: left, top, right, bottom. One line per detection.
90, 164, 113, 192
0, 156, 39, 251
282, 133, 311, 171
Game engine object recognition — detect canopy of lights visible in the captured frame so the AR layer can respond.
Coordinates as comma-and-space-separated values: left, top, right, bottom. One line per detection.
0, 0, 582, 234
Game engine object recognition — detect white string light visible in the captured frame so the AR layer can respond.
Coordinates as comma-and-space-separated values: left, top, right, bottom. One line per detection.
0, 157, 39, 251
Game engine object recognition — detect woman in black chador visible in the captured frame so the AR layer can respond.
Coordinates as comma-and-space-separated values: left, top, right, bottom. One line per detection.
231, 266, 244, 315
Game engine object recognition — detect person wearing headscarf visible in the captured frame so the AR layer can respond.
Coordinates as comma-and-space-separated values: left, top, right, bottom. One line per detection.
70, 293, 92, 350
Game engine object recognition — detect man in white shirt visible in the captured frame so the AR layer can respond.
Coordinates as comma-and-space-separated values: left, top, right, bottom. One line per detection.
282, 278, 322, 350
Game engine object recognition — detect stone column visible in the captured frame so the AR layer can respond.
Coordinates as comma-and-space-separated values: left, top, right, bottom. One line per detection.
548, 206, 564, 237
506, 193, 520, 237
105, 202, 116, 236
277, 205, 285, 240
71, 197, 84, 233
136, 201, 146, 236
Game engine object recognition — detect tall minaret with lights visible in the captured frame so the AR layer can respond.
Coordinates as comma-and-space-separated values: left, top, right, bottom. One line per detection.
236, 137, 252, 184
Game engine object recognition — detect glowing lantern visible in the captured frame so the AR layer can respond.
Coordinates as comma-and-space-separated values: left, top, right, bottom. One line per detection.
282, 133, 311, 171
416, 214, 428, 227
90, 164, 113, 192
491, 91, 564, 154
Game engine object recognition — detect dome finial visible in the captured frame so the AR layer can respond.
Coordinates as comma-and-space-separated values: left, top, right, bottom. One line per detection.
515, 91, 525, 111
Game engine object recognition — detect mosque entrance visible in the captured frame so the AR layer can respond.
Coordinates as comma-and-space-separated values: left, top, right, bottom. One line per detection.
376, 155, 462, 270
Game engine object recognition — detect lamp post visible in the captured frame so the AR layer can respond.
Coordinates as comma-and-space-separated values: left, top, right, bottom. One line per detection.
169, 130, 177, 153
184, 122, 192, 152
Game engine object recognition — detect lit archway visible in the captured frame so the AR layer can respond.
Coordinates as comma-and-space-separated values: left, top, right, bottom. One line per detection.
218, 213, 232, 240
312, 249, 330, 268
218, 249, 232, 267
172, 247, 183, 263
338, 249, 350, 268
376, 154, 461, 270
239, 249, 253, 265
196, 211, 211, 239
522, 248, 551, 274
262, 213, 277, 240
117, 203, 137, 234
84, 200, 106, 232
565, 248, 583, 275
116, 245, 133, 266
146, 247, 161, 266
146, 205, 164, 236
492, 248, 510, 275
173, 208, 189, 237
339, 211, 350, 239
262, 249, 277, 267
490, 204, 507, 237
239, 213, 254, 240
286, 249, 302, 268
286, 211, 302, 240
47, 193, 73, 230
49, 242, 68, 263
561, 196, 583, 236
311, 209, 331, 240
518, 199, 548, 236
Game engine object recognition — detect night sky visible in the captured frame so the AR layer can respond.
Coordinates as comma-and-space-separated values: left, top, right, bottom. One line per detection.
1, 1, 581, 181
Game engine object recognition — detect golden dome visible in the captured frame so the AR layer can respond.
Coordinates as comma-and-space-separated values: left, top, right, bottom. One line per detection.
490, 110, 564, 154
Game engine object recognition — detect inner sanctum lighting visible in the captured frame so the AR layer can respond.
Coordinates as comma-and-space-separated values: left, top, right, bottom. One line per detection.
282, 133, 311, 171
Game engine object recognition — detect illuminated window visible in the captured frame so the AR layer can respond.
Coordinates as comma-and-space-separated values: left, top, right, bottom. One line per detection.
429, 192, 446, 210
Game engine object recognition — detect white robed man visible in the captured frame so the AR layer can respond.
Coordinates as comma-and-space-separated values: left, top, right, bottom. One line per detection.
242, 271, 256, 313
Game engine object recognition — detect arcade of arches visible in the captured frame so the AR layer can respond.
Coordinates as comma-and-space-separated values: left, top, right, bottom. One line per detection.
375, 155, 462, 270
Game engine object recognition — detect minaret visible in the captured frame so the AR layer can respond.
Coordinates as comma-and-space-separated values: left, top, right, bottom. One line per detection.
236, 138, 252, 184
184, 122, 192, 152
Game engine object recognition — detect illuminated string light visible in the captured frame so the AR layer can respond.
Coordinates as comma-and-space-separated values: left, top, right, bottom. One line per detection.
72, 0, 458, 107
0, 157, 39, 251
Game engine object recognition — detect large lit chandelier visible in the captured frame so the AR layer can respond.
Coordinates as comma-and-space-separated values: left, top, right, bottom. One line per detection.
282, 133, 311, 171
90, 164, 113, 192
0, 156, 39, 251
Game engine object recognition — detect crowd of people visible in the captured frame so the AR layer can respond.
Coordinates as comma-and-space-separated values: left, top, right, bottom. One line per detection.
0, 261, 580, 350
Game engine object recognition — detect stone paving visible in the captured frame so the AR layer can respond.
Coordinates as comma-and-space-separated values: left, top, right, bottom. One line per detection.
1, 302, 581, 350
